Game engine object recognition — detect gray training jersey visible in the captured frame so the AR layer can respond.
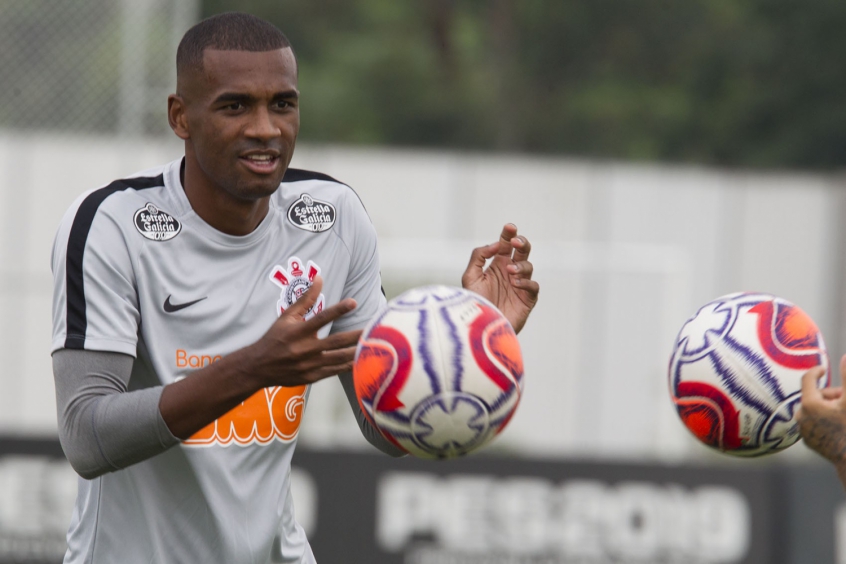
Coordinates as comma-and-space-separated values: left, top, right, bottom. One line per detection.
51, 158, 386, 563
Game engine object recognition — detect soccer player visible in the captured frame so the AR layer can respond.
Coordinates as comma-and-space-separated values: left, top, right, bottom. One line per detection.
50, 12, 538, 564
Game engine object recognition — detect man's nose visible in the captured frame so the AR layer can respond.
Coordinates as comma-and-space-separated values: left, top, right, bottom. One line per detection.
245, 107, 280, 140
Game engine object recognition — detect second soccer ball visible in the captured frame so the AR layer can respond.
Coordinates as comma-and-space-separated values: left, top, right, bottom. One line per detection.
668, 292, 830, 456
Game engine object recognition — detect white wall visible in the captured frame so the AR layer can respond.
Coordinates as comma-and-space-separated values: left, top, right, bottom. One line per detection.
0, 131, 841, 462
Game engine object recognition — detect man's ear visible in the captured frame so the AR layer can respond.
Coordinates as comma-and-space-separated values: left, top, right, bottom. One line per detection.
168, 94, 190, 140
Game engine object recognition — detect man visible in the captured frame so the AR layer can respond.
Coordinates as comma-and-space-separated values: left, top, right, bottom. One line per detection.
50, 12, 538, 564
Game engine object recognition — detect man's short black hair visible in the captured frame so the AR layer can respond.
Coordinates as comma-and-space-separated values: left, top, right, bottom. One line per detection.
176, 12, 292, 76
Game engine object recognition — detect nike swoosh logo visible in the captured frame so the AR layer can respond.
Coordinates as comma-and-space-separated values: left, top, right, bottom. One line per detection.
163, 295, 207, 313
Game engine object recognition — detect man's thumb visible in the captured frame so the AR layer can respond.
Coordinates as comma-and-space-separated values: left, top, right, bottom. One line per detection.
801, 366, 826, 402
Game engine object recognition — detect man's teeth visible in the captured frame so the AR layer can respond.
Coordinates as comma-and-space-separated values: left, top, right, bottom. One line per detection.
245, 155, 274, 161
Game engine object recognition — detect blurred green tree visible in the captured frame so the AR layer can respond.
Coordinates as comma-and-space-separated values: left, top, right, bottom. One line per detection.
202, 0, 846, 169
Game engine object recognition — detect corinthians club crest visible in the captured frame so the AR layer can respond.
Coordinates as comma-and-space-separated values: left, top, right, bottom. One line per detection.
269, 257, 325, 318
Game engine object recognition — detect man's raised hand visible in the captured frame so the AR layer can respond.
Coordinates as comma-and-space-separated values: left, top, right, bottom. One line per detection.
461, 223, 539, 334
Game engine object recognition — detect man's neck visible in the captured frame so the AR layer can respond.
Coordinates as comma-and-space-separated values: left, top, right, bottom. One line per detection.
180, 157, 270, 236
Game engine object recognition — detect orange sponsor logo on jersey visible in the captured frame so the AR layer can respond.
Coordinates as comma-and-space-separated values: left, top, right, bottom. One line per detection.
185, 385, 307, 447
176, 349, 222, 368
176, 349, 307, 447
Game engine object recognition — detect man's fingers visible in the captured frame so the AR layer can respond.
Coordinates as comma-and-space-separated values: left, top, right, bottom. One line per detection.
284, 276, 324, 319
801, 366, 827, 403
315, 346, 358, 366
511, 235, 532, 263
295, 328, 362, 357
507, 260, 534, 279
300, 298, 358, 332
470, 242, 500, 265
497, 223, 518, 256
462, 242, 499, 286
314, 329, 362, 352
463, 224, 522, 282
513, 278, 540, 297
295, 345, 358, 372
822, 387, 845, 401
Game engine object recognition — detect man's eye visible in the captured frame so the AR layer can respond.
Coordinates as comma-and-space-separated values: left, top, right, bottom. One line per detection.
224, 102, 244, 111
275, 100, 292, 109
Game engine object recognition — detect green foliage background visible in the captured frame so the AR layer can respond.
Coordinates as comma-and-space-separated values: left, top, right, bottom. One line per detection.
2, 0, 842, 169
202, 0, 846, 170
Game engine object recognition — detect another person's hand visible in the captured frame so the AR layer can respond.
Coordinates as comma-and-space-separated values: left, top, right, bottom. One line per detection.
461, 224, 539, 334
798, 358, 846, 478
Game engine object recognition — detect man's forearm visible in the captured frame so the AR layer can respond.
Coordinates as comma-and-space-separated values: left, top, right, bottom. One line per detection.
53, 349, 179, 479
54, 346, 267, 479
158, 345, 266, 439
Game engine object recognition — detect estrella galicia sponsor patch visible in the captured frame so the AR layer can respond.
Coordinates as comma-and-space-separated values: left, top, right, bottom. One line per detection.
287, 194, 336, 233
133, 203, 181, 241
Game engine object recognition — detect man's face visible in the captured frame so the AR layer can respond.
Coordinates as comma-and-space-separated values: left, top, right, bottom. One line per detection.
177, 48, 300, 201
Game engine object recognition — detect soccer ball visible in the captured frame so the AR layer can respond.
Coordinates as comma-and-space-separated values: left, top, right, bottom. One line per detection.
668, 292, 830, 457
353, 285, 524, 459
